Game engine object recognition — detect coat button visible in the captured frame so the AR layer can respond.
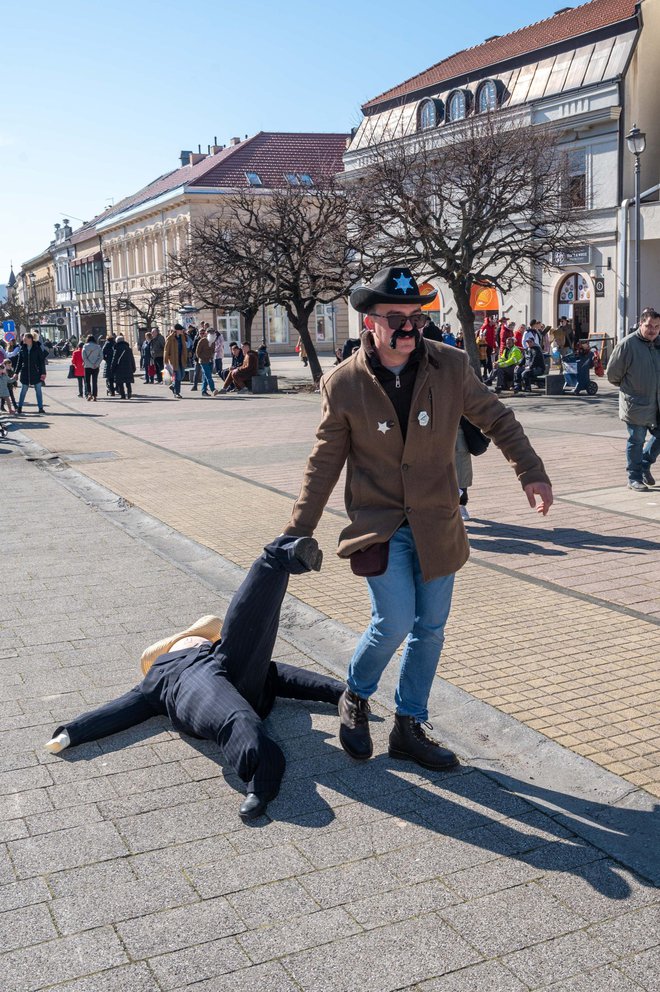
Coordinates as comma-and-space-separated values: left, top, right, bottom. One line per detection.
402, 463, 409, 471
406, 506, 413, 514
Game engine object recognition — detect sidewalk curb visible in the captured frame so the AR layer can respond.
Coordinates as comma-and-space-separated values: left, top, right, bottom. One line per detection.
13, 429, 660, 885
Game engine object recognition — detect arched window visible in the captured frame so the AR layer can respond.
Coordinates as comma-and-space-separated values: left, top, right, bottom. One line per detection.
418, 99, 443, 131
448, 91, 467, 122
477, 80, 498, 113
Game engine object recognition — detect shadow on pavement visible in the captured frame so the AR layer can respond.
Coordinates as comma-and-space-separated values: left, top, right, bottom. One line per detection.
467, 518, 660, 556
50, 700, 659, 893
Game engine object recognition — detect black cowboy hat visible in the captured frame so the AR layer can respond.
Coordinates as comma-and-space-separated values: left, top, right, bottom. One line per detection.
350, 266, 437, 313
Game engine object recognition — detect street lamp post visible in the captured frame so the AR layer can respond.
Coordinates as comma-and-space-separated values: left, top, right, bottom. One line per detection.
29, 273, 37, 327
103, 257, 114, 336
626, 124, 646, 327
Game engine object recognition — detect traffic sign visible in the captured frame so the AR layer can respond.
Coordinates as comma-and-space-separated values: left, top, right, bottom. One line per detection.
2, 319, 16, 336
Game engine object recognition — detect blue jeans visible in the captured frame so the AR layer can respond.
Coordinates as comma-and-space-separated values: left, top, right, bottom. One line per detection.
626, 423, 660, 482
18, 382, 44, 410
200, 362, 215, 394
172, 369, 183, 396
347, 526, 455, 721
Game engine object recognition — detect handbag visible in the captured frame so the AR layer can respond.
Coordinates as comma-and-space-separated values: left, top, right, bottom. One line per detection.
460, 417, 491, 456
67, 363, 76, 379
148, 363, 156, 377
349, 541, 390, 577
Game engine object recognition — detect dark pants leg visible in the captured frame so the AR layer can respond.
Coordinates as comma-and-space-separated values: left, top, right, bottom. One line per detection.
212, 545, 294, 708
272, 662, 344, 705
154, 357, 164, 383
126, 383, 132, 399
84, 369, 93, 396
55, 686, 159, 746
77, 376, 84, 397
117, 383, 126, 399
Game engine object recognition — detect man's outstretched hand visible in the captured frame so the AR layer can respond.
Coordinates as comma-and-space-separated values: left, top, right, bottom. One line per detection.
524, 482, 553, 515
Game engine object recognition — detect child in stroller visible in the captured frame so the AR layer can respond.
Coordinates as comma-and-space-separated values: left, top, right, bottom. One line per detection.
561, 340, 600, 395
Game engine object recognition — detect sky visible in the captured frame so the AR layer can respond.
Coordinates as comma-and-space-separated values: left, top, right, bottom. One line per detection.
2, 0, 571, 280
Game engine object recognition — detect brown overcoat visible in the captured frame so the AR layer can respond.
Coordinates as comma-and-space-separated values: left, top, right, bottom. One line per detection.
284, 335, 550, 581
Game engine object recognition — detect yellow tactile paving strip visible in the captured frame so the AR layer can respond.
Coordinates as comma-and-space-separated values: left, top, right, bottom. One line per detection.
22, 389, 660, 797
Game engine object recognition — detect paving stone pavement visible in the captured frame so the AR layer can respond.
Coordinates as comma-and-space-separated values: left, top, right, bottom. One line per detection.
1, 453, 659, 990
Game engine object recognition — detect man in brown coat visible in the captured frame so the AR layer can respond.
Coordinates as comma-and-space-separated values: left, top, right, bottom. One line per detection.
219, 342, 258, 393
284, 266, 553, 771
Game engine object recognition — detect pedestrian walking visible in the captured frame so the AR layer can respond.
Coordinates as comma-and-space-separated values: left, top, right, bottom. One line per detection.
194, 327, 215, 395
71, 342, 85, 398
283, 265, 552, 770
141, 332, 154, 384
45, 535, 341, 822
110, 335, 136, 400
102, 334, 116, 396
606, 306, 660, 491
213, 329, 225, 376
163, 325, 189, 398
0, 361, 17, 414
15, 332, 47, 414
150, 326, 165, 383
296, 336, 308, 368
82, 334, 103, 402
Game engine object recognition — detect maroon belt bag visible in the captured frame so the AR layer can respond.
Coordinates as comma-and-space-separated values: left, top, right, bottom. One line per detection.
349, 541, 390, 577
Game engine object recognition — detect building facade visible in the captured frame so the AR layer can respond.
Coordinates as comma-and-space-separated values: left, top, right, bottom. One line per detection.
344, 0, 659, 348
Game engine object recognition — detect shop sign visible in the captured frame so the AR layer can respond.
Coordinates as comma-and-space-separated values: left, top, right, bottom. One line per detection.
594, 277, 605, 298
552, 247, 591, 266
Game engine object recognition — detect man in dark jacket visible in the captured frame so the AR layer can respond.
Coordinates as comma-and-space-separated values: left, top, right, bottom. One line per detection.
607, 307, 660, 491
102, 335, 116, 396
45, 536, 342, 821
15, 332, 47, 414
110, 335, 136, 399
149, 327, 166, 383
514, 340, 546, 393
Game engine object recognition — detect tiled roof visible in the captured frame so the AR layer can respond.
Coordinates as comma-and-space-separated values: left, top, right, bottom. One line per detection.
362, 0, 638, 110
188, 132, 349, 189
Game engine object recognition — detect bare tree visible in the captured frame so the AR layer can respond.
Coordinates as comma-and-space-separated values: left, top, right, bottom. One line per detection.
352, 113, 586, 373
173, 179, 380, 383
170, 217, 274, 346
115, 282, 175, 335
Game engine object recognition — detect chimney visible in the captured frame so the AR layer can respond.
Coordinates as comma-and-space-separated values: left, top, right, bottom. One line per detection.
230, 136, 241, 146
189, 152, 207, 165
180, 149, 193, 166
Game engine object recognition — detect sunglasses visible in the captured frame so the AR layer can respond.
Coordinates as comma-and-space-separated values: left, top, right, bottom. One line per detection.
369, 312, 426, 331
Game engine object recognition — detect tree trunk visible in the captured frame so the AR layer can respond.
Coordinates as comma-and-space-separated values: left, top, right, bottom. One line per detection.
243, 310, 255, 346
289, 309, 323, 383
451, 282, 481, 377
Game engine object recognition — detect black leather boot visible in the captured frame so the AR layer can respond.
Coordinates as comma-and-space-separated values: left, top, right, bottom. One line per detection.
338, 689, 373, 760
388, 715, 459, 770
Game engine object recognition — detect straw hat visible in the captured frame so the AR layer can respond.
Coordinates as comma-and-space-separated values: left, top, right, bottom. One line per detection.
140, 614, 222, 675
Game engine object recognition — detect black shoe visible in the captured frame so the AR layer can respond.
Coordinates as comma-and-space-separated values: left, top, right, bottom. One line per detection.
191, 387, 198, 391
292, 536, 323, 572
239, 793, 268, 821
338, 689, 373, 760
628, 480, 648, 492
388, 715, 459, 771
643, 470, 656, 487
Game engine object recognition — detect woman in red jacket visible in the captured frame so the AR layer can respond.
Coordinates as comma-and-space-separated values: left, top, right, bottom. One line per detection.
480, 316, 497, 374
71, 343, 85, 398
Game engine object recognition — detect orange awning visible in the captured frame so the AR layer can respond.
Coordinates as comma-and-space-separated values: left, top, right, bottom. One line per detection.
419, 282, 442, 312
470, 284, 499, 311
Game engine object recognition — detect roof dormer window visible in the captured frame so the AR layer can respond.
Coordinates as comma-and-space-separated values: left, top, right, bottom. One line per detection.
245, 172, 263, 187
447, 90, 468, 122
285, 173, 300, 185
477, 79, 499, 113
418, 98, 443, 131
